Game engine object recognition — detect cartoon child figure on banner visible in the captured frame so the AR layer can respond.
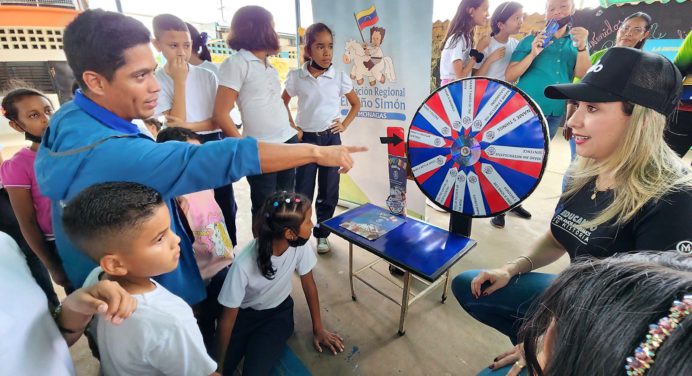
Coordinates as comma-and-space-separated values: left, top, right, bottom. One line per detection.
343, 5, 396, 86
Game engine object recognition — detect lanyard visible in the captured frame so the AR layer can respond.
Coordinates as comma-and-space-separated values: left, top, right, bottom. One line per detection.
73, 90, 140, 134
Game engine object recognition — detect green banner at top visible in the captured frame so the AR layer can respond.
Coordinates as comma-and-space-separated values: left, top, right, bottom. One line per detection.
600, 0, 689, 8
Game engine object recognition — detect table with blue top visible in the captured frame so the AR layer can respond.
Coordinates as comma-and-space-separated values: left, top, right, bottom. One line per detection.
321, 203, 477, 335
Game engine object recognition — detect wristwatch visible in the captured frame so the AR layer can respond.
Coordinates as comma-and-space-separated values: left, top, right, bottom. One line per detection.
52, 304, 84, 334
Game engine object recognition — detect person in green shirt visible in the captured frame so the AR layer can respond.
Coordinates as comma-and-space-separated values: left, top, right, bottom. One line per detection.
665, 30, 692, 157
566, 12, 652, 158
505, 0, 591, 140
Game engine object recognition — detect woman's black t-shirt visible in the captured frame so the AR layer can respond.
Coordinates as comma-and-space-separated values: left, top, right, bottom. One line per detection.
551, 180, 692, 260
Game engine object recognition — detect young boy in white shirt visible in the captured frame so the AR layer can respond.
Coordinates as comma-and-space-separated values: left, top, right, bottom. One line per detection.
62, 182, 218, 376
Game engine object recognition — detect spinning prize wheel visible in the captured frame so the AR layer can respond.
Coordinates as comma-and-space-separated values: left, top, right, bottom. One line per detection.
407, 77, 549, 218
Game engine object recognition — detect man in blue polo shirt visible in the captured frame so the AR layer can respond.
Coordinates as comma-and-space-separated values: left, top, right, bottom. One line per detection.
35, 9, 365, 306
505, 0, 591, 139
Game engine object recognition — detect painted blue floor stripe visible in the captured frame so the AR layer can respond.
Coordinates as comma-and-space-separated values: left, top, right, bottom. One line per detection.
271, 346, 312, 376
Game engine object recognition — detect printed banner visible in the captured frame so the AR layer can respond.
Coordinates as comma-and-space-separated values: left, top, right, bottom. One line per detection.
312, 0, 433, 218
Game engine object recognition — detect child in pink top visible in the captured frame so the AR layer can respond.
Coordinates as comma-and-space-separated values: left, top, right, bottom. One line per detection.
156, 127, 234, 280
0, 88, 69, 303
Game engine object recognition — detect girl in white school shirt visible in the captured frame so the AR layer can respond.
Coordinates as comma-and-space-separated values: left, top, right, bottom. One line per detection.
281, 23, 361, 254
213, 6, 298, 229
439, 0, 490, 85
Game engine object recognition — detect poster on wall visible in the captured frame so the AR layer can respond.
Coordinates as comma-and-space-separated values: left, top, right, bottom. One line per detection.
573, 0, 690, 52
312, 1, 434, 218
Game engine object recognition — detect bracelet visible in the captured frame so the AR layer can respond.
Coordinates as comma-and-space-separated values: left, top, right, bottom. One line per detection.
52, 304, 87, 334
577, 47, 587, 52
507, 255, 534, 274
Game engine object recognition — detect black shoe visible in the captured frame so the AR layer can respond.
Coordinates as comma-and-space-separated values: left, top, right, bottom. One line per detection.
491, 214, 505, 229
389, 264, 405, 276
510, 205, 532, 219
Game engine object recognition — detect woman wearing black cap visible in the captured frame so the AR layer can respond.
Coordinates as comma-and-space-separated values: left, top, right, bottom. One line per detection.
452, 47, 692, 375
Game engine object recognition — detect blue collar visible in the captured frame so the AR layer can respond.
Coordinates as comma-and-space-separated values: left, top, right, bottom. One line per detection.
73, 90, 140, 134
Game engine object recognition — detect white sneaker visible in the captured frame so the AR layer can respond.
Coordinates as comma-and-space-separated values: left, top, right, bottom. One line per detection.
316, 238, 331, 254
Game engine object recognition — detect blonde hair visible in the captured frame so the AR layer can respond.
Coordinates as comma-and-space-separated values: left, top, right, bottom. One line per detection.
563, 104, 692, 227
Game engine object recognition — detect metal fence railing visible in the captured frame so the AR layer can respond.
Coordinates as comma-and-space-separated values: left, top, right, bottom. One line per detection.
0, 0, 75, 8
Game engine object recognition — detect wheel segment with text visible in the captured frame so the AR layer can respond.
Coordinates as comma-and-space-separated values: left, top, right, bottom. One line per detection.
407, 77, 549, 217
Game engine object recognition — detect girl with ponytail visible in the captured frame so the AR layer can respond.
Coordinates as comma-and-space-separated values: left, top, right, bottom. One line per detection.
215, 191, 344, 375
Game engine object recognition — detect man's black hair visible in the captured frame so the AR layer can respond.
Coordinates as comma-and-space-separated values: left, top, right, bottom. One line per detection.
63, 9, 151, 90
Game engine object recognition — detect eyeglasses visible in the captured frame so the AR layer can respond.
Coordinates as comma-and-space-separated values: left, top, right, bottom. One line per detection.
618, 26, 646, 35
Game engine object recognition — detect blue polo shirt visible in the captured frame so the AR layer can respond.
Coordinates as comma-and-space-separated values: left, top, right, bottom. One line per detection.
35, 91, 262, 305
510, 32, 579, 117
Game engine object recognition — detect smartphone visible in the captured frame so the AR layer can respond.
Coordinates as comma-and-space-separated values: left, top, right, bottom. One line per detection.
542, 19, 560, 48
541, 16, 573, 48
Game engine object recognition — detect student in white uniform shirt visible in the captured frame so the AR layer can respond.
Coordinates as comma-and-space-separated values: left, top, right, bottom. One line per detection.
185, 22, 244, 129
439, 0, 490, 85
282, 23, 361, 254
216, 192, 344, 376
213, 6, 299, 229
0, 231, 137, 376
472, 1, 534, 229
152, 14, 218, 136
473, 1, 523, 81
62, 182, 218, 376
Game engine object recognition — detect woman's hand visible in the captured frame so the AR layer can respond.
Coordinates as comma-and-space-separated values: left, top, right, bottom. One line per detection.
313, 328, 344, 355
470, 267, 513, 298
488, 344, 526, 375
531, 33, 547, 57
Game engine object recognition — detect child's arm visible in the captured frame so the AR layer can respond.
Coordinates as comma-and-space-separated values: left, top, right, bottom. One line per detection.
164, 114, 216, 133
453, 57, 477, 79
215, 306, 239, 373
212, 87, 243, 138
6, 188, 70, 288
166, 56, 189, 122
300, 271, 344, 355
281, 90, 302, 140
473, 47, 506, 77
57, 279, 137, 346
330, 90, 361, 134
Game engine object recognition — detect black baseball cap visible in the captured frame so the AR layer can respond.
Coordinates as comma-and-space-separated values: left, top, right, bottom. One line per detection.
545, 47, 682, 116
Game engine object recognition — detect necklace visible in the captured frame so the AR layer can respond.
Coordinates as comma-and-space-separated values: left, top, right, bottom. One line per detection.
591, 179, 614, 200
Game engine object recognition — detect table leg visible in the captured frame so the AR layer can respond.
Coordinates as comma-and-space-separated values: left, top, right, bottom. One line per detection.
349, 243, 356, 301
441, 270, 451, 303
398, 271, 412, 336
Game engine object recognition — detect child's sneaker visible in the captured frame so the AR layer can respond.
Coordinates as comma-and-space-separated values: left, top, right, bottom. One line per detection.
316, 238, 331, 254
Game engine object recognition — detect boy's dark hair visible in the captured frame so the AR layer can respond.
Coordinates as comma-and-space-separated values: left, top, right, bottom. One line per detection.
62, 182, 164, 261
186, 22, 212, 62
490, 1, 523, 36
156, 126, 202, 143
303, 22, 333, 59
152, 14, 189, 40
370, 26, 386, 42
227, 6, 279, 53
253, 192, 311, 280
1, 87, 52, 122
63, 9, 151, 90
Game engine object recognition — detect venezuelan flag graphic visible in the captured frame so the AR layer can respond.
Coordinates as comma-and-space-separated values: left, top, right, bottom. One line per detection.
355, 5, 378, 31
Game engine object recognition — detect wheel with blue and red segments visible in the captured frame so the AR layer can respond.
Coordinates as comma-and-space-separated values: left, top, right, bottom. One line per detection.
407, 77, 549, 217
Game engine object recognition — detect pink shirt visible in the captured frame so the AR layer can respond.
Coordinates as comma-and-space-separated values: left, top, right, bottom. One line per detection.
182, 190, 233, 280
0, 148, 53, 239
